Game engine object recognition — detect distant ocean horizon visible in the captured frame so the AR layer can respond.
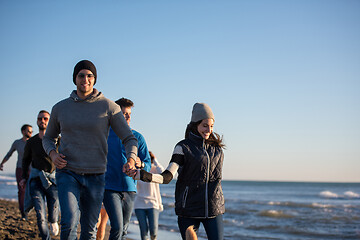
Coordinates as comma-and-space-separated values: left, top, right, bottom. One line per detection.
2, 170, 359, 184
224, 179, 360, 183
1, 172, 359, 239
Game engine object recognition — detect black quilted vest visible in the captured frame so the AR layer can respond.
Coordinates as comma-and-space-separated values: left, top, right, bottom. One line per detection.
174, 132, 225, 218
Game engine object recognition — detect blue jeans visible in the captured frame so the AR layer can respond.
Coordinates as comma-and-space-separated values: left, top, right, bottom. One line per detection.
135, 208, 160, 240
56, 169, 105, 240
30, 177, 59, 240
103, 190, 136, 240
178, 214, 223, 240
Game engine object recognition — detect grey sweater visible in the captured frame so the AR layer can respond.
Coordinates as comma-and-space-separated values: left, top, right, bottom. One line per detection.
43, 89, 138, 174
4, 139, 26, 168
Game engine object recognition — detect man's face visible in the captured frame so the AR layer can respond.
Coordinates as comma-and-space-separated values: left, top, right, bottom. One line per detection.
75, 69, 95, 97
37, 112, 50, 130
22, 127, 33, 138
121, 107, 132, 126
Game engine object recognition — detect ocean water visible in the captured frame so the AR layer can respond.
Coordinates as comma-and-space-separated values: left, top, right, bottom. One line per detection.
1, 173, 359, 239
156, 180, 360, 240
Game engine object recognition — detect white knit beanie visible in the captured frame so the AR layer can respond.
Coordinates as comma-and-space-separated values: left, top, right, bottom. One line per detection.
191, 103, 215, 122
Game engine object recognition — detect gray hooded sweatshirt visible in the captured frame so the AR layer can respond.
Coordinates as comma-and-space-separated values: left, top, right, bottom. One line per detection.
43, 89, 138, 174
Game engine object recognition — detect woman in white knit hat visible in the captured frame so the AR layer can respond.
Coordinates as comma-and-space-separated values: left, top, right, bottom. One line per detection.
132, 103, 225, 240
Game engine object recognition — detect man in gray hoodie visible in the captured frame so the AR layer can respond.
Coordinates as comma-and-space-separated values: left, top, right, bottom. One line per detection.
43, 60, 138, 240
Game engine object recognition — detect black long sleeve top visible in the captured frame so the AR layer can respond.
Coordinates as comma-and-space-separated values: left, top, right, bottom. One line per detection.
22, 134, 55, 180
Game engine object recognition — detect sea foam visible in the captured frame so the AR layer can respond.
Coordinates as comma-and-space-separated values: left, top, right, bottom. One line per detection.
319, 191, 338, 198
344, 191, 360, 198
5, 182, 17, 186
0, 175, 16, 181
258, 210, 294, 219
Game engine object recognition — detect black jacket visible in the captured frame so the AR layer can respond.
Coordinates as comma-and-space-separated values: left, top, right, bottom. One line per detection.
171, 132, 225, 218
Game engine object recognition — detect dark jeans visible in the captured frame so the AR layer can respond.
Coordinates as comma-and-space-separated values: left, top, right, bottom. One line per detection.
178, 214, 223, 240
30, 177, 59, 240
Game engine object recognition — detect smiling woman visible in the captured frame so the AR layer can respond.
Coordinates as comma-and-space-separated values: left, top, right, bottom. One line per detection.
133, 103, 226, 240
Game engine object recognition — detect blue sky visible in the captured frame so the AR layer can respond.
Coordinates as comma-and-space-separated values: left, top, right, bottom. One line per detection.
0, 1, 359, 182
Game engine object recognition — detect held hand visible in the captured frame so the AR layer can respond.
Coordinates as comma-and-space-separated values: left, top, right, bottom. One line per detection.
135, 157, 141, 168
126, 169, 137, 178
123, 157, 136, 176
50, 151, 67, 169
19, 179, 26, 189
132, 169, 140, 180
0, 164, 3, 171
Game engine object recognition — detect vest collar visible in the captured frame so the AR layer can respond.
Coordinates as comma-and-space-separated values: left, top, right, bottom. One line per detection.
189, 131, 205, 146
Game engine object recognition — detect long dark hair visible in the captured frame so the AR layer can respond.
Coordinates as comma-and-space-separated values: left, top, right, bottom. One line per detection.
185, 121, 225, 148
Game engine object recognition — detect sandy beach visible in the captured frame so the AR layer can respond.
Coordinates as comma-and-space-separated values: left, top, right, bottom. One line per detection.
0, 199, 60, 240
0, 198, 112, 240
0, 199, 181, 240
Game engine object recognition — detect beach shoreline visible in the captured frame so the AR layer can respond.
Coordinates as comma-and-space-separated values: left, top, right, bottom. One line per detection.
3, 173, 358, 239
0, 198, 56, 240
0, 198, 181, 240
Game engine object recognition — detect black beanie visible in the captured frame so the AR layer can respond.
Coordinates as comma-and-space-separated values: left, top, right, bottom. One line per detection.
73, 60, 97, 85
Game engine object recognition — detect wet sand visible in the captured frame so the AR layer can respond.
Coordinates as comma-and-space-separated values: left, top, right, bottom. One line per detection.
0, 198, 110, 240
0, 199, 180, 240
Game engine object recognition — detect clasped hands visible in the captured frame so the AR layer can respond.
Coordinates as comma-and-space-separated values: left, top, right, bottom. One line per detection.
49, 150, 139, 179
122, 157, 140, 179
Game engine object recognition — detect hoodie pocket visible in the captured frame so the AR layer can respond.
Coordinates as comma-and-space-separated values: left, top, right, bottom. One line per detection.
182, 186, 189, 208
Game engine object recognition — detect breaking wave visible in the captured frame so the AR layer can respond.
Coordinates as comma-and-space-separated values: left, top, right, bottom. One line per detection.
344, 191, 360, 198
258, 210, 294, 219
0, 175, 16, 181
319, 190, 360, 199
268, 201, 334, 209
319, 191, 339, 198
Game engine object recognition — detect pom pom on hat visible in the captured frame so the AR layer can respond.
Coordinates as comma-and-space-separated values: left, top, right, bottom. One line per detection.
191, 103, 215, 122
73, 60, 97, 85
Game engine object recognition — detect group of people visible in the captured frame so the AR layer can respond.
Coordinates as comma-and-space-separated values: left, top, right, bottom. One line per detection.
1, 110, 60, 238
1, 60, 226, 240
